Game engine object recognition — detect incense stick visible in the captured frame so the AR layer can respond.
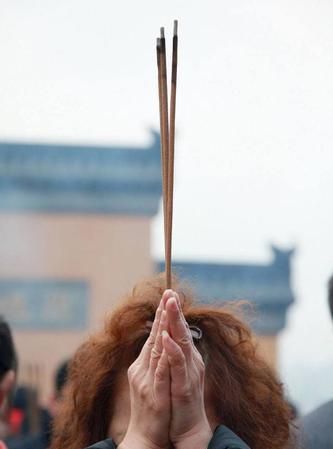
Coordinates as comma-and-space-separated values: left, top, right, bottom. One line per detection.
156, 38, 168, 249
158, 26, 170, 286
156, 21, 178, 289
160, 27, 171, 287
166, 20, 178, 288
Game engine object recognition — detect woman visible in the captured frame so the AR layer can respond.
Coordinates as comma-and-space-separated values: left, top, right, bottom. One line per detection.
51, 276, 292, 449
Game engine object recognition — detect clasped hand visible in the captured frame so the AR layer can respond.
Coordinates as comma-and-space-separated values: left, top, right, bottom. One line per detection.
119, 290, 213, 449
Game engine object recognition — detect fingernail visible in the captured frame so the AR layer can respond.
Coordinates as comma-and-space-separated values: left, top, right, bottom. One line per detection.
169, 297, 178, 311
161, 310, 167, 322
163, 289, 174, 298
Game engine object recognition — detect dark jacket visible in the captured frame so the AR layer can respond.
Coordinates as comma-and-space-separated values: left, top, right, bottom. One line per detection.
6, 435, 45, 449
85, 425, 250, 449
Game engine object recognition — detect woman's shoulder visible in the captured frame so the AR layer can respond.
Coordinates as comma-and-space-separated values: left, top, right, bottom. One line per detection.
85, 439, 115, 449
209, 426, 250, 449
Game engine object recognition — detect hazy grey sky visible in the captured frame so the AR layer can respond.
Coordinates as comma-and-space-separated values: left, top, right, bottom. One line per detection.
1, 0, 333, 412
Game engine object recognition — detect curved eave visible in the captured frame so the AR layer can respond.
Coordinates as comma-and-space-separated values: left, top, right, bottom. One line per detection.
156, 258, 295, 336
0, 131, 162, 216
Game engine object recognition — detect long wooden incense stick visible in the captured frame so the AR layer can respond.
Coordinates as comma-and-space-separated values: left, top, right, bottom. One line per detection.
156, 20, 178, 289
160, 27, 170, 267
160, 26, 171, 286
166, 20, 178, 288
156, 38, 168, 252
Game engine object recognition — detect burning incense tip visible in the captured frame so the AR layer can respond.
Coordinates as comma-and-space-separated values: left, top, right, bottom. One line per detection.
173, 20, 178, 36
160, 27, 165, 38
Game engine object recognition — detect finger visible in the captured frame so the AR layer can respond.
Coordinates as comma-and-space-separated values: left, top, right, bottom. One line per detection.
149, 309, 168, 372
150, 298, 164, 340
168, 293, 203, 361
172, 292, 193, 337
166, 297, 193, 360
161, 289, 176, 308
168, 291, 192, 336
164, 290, 189, 335
138, 298, 163, 366
167, 293, 203, 363
154, 348, 170, 397
162, 330, 187, 388
173, 290, 182, 309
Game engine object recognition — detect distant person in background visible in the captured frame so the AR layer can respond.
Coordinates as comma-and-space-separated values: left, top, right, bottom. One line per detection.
40, 360, 70, 448
299, 274, 333, 448
6, 360, 70, 449
49, 360, 70, 421
43, 360, 70, 447
0, 317, 17, 449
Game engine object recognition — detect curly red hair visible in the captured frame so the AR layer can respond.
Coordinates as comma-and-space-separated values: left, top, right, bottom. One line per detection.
51, 274, 291, 449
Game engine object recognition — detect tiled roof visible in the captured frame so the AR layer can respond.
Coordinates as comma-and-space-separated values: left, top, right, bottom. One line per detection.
0, 130, 162, 215
157, 246, 295, 335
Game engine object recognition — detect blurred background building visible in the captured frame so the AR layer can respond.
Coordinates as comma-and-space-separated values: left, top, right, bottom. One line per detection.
0, 131, 160, 401
0, 132, 294, 401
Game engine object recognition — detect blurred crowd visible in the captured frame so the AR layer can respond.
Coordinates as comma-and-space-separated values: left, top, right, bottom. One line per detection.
0, 333, 69, 449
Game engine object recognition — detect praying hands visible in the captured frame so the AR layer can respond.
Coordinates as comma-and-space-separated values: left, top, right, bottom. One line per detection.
118, 290, 213, 449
